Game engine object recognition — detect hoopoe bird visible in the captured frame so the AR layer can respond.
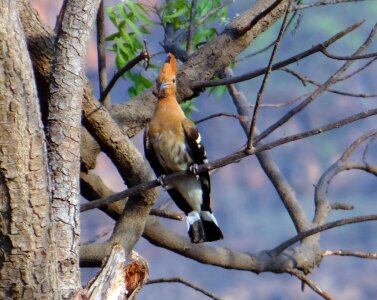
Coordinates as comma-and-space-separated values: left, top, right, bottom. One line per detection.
144, 53, 223, 243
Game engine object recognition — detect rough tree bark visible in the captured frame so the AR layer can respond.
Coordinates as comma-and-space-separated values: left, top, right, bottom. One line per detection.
45, 0, 101, 297
0, 1, 58, 298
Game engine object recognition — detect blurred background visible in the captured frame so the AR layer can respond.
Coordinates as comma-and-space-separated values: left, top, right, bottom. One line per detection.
31, 1, 377, 299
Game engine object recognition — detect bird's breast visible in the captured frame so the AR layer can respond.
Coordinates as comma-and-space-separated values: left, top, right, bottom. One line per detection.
151, 129, 192, 172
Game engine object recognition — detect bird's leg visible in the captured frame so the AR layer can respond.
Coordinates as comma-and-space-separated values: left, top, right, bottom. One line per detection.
189, 164, 200, 175
157, 175, 170, 190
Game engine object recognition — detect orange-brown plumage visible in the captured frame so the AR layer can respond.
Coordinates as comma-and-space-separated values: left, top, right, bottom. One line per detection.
144, 53, 223, 243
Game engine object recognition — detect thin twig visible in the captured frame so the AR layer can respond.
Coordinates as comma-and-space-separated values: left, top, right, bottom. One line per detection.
96, 0, 110, 107
283, 68, 377, 98
287, 269, 333, 300
192, 21, 363, 90
224, 66, 310, 233
150, 208, 183, 221
186, 0, 197, 56
321, 48, 377, 60
337, 57, 377, 82
254, 21, 376, 144
322, 249, 377, 259
99, 48, 150, 103
146, 277, 221, 300
195, 112, 246, 124
247, 0, 293, 149
330, 202, 354, 210
80, 107, 377, 212
238, 7, 301, 61
272, 214, 377, 255
294, 0, 365, 11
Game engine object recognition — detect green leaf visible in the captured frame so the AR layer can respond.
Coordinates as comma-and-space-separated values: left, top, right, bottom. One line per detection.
106, 6, 118, 25
164, 7, 188, 19
105, 32, 120, 41
125, 18, 143, 37
127, 2, 154, 26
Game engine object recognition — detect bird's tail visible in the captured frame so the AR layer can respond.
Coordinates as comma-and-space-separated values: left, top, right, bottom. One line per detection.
187, 211, 223, 243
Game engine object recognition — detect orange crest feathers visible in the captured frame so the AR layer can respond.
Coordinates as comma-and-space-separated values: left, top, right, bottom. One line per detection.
158, 53, 177, 81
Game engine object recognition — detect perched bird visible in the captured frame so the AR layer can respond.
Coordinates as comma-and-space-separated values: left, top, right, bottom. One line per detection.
144, 53, 223, 243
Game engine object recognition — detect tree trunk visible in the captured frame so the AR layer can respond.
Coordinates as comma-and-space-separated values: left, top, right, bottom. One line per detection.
0, 1, 58, 298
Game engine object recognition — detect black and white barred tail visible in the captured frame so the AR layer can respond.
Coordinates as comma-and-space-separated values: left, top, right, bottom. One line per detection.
187, 211, 223, 243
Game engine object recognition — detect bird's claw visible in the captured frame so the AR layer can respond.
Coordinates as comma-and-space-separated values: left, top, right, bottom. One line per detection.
189, 164, 199, 175
157, 175, 170, 190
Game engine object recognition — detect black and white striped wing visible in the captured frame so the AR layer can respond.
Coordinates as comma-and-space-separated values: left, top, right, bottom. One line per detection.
182, 119, 211, 208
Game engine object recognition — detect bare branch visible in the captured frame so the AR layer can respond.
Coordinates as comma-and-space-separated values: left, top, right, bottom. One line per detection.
224, 67, 310, 233
338, 57, 377, 82
320, 47, 377, 60
314, 130, 377, 225
247, 0, 293, 149
322, 250, 377, 260
186, 0, 197, 56
340, 130, 377, 161
272, 214, 377, 255
195, 112, 246, 124
147, 277, 221, 300
294, 0, 366, 11
287, 269, 333, 300
254, 21, 375, 143
99, 48, 150, 103
150, 208, 183, 221
80, 107, 377, 212
96, 0, 110, 107
283, 68, 377, 98
192, 21, 363, 89
330, 203, 354, 210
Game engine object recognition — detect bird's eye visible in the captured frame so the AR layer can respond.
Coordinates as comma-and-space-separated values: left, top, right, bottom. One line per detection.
172, 78, 176, 83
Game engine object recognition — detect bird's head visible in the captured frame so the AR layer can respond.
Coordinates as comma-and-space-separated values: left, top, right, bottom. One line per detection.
155, 53, 177, 98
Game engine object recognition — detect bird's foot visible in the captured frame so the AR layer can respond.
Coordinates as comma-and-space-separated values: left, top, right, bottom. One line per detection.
157, 175, 170, 190
189, 164, 200, 175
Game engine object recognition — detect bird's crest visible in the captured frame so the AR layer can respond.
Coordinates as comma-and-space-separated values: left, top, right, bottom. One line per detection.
155, 53, 177, 98
158, 53, 177, 82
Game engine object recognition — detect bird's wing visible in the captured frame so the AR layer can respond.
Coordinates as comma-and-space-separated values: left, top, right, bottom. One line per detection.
143, 124, 165, 177
182, 119, 211, 207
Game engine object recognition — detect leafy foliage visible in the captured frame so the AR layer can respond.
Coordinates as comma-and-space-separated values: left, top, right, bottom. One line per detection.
106, 0, 229, 98
106, 2, 154, 97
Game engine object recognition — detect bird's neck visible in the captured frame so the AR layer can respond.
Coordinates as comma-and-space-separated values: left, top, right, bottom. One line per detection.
155, 95, 185, 118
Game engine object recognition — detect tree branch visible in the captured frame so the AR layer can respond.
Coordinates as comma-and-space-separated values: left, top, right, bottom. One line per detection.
99, 48, 150, 103
195, 112, 246, 124
294, 0, 365, 11
96, 0, 110, 107
287, 269, 333, 300
322, 250, 377, 260
192, 21, 363, 90
320, 47, 377, 60
254, 21, 375, 143
283, 68, 377, 98
147, 277, 221, 300
223, 66, 310, 233
186, 0, 197, 56
80, 106, 377, 213
247, 0, 293, 149
272, 214, 377, 256
46, 0, 101, 295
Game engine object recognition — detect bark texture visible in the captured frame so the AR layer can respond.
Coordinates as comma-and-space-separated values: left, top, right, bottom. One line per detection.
45, 0, 101, 297
0, 1, 57, 298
